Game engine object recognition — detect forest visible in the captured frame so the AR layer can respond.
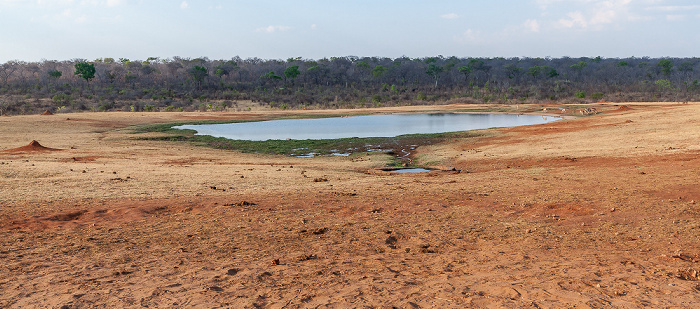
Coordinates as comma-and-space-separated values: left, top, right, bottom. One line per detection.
0, 55, 698, 115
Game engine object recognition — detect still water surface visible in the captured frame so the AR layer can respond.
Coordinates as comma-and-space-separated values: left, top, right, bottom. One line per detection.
175, 113, 559, 141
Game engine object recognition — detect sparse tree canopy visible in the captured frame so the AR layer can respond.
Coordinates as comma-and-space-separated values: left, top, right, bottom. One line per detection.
1, 55, 700, 115
189, 65, 208, 81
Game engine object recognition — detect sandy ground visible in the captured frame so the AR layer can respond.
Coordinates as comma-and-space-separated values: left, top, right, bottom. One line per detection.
1, 103, 700, 308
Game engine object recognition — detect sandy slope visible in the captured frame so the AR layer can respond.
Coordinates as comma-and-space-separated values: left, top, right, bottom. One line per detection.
1, 103, 699, 308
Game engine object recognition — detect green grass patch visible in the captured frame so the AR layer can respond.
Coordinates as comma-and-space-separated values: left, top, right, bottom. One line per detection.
129, 112, 487, 158
133, 122, 484, 157
128, 113, 367, 135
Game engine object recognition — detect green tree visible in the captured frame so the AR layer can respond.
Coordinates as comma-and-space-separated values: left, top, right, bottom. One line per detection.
657, 59, 673, 76
261, 71, 282, 80
48, 70, 62, 79
424, 57, 439, 64
678, 61, 694, 77
465, 59, 491, 85
503, 64, 522, 79
306, 66, 321, 84
214, 60, 238, 78
426, 64, 443, 87
528, 66, 542, 78
371, 65, 387, 78
189, 65, 208, 89
356, 61, 370, 71
655, 79, 673, 91
570, 61, 587, 71
457, 66, 472, 81
284, 65, 301, 81
74, 62, 96, 83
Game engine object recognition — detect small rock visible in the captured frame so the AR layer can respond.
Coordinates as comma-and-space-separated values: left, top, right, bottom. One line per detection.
677, 269, 700, 281
312, 228, 328, 235
298, 254, 317, 261
385, 236, 398, 249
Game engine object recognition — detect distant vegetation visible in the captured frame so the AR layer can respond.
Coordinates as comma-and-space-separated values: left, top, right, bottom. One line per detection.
1, 55, 699, 115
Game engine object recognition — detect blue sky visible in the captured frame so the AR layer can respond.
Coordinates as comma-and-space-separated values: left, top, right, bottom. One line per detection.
1, 0, 699, 62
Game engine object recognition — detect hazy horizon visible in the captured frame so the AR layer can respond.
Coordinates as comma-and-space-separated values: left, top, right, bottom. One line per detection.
2, 0, 700, 63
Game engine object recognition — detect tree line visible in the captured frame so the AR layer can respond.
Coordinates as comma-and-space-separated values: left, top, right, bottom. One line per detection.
0, 55, 698, 114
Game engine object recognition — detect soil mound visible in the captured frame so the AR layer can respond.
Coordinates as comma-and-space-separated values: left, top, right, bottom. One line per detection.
41, 110, 54, 115
612, 105, 632, 112
3, 140, 61, 153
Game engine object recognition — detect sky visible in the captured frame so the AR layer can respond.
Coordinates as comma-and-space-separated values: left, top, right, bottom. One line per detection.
1, 0, 700, 63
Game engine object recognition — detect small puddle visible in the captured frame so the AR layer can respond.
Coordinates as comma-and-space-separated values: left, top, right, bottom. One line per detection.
386, 168, 431, 173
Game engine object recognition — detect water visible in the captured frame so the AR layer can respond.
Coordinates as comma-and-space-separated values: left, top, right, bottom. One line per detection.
175, 113, 559, 141
389, 168, 431, 173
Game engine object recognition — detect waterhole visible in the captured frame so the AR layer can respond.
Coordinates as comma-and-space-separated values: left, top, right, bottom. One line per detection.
175, 113, 559, 141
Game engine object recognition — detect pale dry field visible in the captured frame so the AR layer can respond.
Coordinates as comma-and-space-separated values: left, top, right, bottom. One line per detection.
1, 103, 700, 308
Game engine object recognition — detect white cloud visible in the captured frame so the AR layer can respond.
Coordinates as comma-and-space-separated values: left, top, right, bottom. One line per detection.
543, 0, 635, 30
6, 0, 124, 7
179, 1, 187, 9
256, 25, 291, 33
523, 19, 540, 32
56, 7, 87, 23
79, 0, 123, 6
440, 13, 459, 19
35, 0, 76, 5
454, 29, 485, 44
557, 11, 587, 28
648, 5, 700, 12
665, 14, 686, 21
311, 24, 317, 30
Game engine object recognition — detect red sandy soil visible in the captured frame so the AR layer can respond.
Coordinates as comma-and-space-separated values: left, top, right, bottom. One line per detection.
1, 103, 700, 308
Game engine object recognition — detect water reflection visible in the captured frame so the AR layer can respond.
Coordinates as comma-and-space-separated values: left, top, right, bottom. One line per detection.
175, 113, 559, 141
